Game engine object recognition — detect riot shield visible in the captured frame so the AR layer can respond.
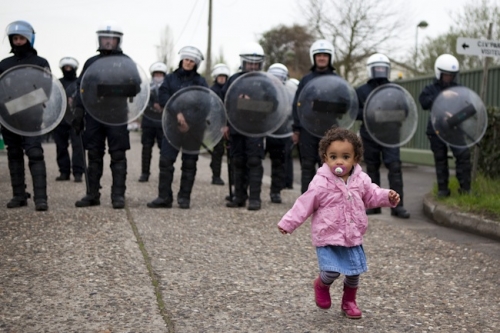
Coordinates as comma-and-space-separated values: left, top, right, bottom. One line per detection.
0, 65, 66, 136
267, 79, 297, 139
431, 86, 487, 148
363, 84, 418, 147
224, 72, 289, 137
142, 81, 163, 122
163, 86, 227, 154
80, 56, 149, 126
297, 75, 358, 138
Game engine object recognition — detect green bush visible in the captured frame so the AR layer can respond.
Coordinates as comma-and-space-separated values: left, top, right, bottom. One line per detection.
477, 107, 500, 179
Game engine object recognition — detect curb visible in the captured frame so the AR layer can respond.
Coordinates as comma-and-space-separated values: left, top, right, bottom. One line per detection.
423, 193, 500, 241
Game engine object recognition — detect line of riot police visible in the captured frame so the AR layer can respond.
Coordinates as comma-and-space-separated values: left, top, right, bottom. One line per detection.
0, 19, 488, 213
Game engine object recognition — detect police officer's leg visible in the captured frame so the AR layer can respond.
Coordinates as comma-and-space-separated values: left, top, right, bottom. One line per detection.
109, 149, 127, 209
210, 138, 225, 185
226, 134, 247, 207
53, 123, 71, 181
25, 136, 48, 211
451, 146, 472, 194
361, 135, 382, 214
177, 154, 198, 209
267, 137, 285, 203
428, 134, 450, 197
299, 130, 320, 194
3, 129, 30, 208
246, 136, 265, 211
284, 137, 294, 189
69, 126, 84, 182
383, 147, 410, 218
147, 136, 177, 208
76, 117, 105, 207
139, 126, 155, 182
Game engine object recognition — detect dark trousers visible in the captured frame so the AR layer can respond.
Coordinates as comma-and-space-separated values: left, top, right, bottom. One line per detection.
53, 121, 84, 176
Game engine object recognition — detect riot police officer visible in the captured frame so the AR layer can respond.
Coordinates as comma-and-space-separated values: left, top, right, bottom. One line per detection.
147, 46, 208, 209
209, 63, 230, 186
419, 54, 471, 197
0, 20, 50, 211
292, 39, 337, 193
266, 63, 292, 204
72, 21, 142, 209
222, 42, 267, 211
138, 62, 167, 182
53, 57, 84, 183
356, 53, 410, 218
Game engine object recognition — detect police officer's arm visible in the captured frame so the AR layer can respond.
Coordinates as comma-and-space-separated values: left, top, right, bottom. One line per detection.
291, 79, 306, 133
158, 76, 172, 108
419, 84, 440, 110
355, 86, 366, 121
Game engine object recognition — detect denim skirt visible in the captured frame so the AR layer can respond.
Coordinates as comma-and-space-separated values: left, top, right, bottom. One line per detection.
316, 245, 367, 276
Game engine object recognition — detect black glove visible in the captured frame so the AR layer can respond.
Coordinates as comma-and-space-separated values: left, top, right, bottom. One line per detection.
71, 107, 85, 134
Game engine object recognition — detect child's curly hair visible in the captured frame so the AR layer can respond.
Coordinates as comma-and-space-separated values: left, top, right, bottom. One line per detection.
318, 126, 363, 163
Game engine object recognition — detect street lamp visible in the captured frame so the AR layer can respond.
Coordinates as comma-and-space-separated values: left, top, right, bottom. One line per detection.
415, 20, 429, 70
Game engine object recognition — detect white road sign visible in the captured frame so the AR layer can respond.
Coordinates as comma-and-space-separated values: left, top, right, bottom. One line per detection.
457, 37, 500, 57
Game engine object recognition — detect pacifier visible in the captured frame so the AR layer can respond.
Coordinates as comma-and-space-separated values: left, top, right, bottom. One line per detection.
332, 165, 346, 176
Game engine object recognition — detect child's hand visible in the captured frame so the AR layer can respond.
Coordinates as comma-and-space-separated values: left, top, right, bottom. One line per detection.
278, 226, 288, 235
388, 190, 400, 205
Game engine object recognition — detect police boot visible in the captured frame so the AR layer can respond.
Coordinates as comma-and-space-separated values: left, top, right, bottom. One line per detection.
226, 157, 247, 208
455, 149, 472, 195
210, 140, 225, 185
55, 173, 70, 181
270, 157, 284, 204
147, 157, 174, 208
247, 156, 263, 211
6, 149, 30, 208
387, 162, 410, 219
139, 145, 152, 182
364, 164, 381, 214
110, 150, 127, 209
300, 158, 317, 194
75, 150, 102, 207
27, 148, 48, 211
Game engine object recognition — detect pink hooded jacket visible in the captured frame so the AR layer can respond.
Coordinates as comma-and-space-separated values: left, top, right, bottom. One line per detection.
278, 163, 396, 247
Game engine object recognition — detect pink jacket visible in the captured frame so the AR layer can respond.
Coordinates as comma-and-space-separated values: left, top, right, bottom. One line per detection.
278, 163, 396, 247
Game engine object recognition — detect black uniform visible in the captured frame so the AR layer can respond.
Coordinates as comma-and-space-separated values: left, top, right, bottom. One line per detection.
0, 43, 51, 211
221, 71, 267, 210
73, 50, 141, 209
209, 81, 226, 185
53, 69, 84, 181
292, 66, 337, 193
356, 78, 410, 218
138, 80, 164, 182
419, 79, 471, 196
147, 65, 208, 209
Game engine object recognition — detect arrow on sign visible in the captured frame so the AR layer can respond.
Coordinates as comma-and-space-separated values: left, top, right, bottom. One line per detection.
462, 43, 469, 50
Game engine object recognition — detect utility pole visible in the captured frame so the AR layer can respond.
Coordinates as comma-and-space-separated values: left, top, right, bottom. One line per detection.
205, 0, 212, 80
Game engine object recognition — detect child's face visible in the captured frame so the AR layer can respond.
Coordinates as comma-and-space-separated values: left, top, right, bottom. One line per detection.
324, 140, 357, 181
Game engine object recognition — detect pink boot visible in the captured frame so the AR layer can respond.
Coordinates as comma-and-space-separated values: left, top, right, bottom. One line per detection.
341, 284, 362, 319
313, 277, 331, 309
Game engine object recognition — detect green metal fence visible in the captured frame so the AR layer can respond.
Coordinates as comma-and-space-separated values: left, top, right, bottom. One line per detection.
391, 65, 500, 165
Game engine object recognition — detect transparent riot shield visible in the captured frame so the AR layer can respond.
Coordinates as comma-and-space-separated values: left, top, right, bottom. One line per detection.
224, 72, 289, 137
431, 86, 487, 148
80, 56, 149, 126
163, 86, 227, 154
297, 75, 358, 138
267, 79, 297, 139
0, 65, 66, 136
363, 84, 418, 147
143, 81, 163, 122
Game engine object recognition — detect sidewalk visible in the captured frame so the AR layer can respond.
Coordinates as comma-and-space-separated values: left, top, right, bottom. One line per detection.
1, 132, 499, 333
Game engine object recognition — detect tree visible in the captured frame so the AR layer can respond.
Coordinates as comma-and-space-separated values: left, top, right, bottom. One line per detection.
259, 24, 316, 79
417, 0, 500, 75
156, 25, 175, 72
299, 0, 406, 84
